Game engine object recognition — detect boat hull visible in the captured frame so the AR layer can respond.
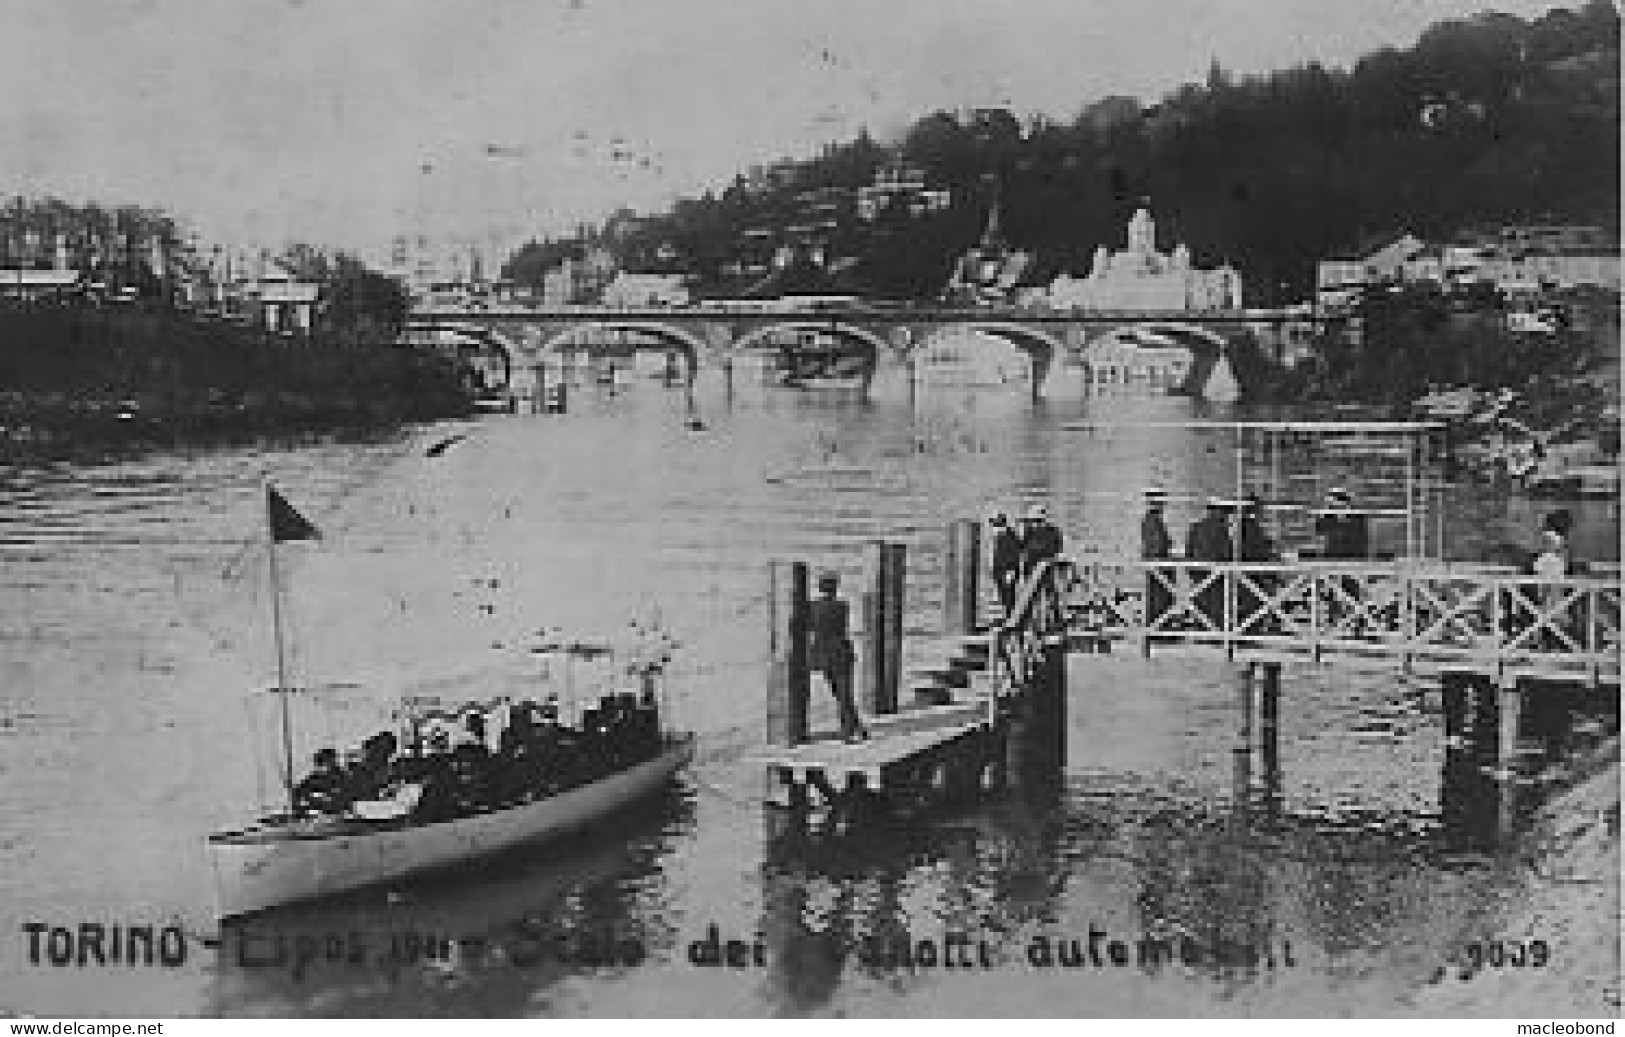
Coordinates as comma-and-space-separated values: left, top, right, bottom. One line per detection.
208, 736, 693, 920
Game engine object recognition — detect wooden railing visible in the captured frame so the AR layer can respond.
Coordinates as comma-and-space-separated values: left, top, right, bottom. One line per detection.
1060, 560, 1621, 685
989, 558, 1078, 698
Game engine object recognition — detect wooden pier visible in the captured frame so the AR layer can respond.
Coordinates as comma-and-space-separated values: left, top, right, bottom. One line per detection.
758, 521, 1619, 830
758, 524, 1071, 817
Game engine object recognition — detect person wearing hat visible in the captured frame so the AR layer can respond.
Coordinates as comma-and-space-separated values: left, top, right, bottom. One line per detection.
1140, 488, 1172, 561
1235, 494, 1279, 634
1185, 498, 1233, 563
987, 510, 1022, 617
1237, 493, 1276, 564
1140, 488, 1173, 630
1314, 487, 1368, 561
1018, 503, 1064, 578
808, 571, 866, 743
292, 746, 349, 816
1184, 498, 1233, 630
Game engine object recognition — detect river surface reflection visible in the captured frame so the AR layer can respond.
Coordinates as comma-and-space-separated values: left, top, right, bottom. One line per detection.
0, 370, 1615, 1016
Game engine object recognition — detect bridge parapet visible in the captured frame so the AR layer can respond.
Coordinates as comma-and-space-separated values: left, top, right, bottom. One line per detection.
410, 303, 1306, 325
1056, 559, 1621, 686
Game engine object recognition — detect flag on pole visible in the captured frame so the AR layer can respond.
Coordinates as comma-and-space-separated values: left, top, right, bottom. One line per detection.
267, 485, 320, 543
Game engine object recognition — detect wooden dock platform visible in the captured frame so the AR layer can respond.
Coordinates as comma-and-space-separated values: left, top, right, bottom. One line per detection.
756, 699, 992, 791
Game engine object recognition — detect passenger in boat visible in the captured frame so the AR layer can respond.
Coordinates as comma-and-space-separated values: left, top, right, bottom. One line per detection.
340, 735, 395, 805
576, 701, 615, 781
631, 688, 661, 760
411, 754, 462, 823
494, 706, 538, 804
293, 747, 350, 816
808, 571, 866, 743
987, 511, 1022, 618
609, 692, 648, 764
464, 710, 489, 751
530, 698, 576, 790
450, 742, 493, 812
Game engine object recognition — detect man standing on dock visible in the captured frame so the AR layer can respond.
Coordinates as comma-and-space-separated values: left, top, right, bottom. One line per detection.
809, 571, 867, 743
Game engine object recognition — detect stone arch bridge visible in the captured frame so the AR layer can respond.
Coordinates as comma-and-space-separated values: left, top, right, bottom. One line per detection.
403, 305, 1309, 398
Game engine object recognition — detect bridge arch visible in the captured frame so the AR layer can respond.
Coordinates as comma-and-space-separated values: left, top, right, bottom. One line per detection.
537, 321, 709, 385
1132, 321, 1231, 352
1080, 322, 1235, 396
403, 322, 519, 393
913, 321, 1065, 391
729, 321, 889, 392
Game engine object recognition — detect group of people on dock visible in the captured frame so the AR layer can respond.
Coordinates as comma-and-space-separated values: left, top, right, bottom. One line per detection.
987, 504, 1066, 617
290, 689, 667, 824
1138, 486, 1370, 568
1137, 486, 1377, 632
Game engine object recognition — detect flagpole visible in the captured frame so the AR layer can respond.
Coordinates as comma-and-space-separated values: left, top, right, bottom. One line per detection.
264, 480, 296, 816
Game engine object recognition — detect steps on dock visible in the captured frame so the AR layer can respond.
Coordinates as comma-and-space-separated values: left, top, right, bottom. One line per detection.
902, 631, 996, 707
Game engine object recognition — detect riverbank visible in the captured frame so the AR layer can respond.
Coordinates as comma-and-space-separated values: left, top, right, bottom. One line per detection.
1414, 734, 1620, 1016
0, 300, 472, 463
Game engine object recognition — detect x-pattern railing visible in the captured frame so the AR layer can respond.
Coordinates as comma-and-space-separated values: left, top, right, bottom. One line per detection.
1059, 560, 1621, 684
990, 558, 1077, 698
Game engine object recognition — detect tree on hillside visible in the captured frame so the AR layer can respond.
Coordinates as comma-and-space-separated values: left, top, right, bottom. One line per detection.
279, 245, 409, 346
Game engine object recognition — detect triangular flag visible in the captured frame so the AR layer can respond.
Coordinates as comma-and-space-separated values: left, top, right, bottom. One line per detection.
267, 485, 320, 543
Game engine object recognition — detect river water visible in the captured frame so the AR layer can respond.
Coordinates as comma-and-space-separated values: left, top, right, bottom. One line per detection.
0, 360, 1616, 1017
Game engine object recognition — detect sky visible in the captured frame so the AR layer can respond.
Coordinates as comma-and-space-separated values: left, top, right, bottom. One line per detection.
0, 0, 1574, 259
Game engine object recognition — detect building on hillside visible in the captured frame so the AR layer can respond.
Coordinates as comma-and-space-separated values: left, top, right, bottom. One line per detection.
1315, 232, 1428, 310
856, 160, 951, 221
1315, 224, 1618, 310
740, 243, 867, 307
1362, 234, 1427, 281
1481, 245, 1620, 293
0, 268, 84, 300
1400, 246, 1446, 285
598, 272, 690, 307
1048, 208, 1242, 312
943, 186, 1034, 306
233, 259, 320, 334
535, 246, 620, 305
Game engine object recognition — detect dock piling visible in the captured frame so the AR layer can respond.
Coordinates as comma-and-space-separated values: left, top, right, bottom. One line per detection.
860, 541, 906, 716
943, 519, 982, 637
1258, 662, 1281, 800
766, 560, 810, 748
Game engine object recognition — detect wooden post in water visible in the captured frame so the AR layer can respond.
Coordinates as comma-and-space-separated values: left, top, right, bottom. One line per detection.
943, 519, 982, 636
1496, 676, 1524, 835
531, 363, 547, 414
1233, 662, 1256, 801
1258, 662, 1281, 804
1004, 643, 1067, 792
859, 541, 895, 716
766, 561, 810, 748
1441, 673, 1470, 748
881, 542, 905, 715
